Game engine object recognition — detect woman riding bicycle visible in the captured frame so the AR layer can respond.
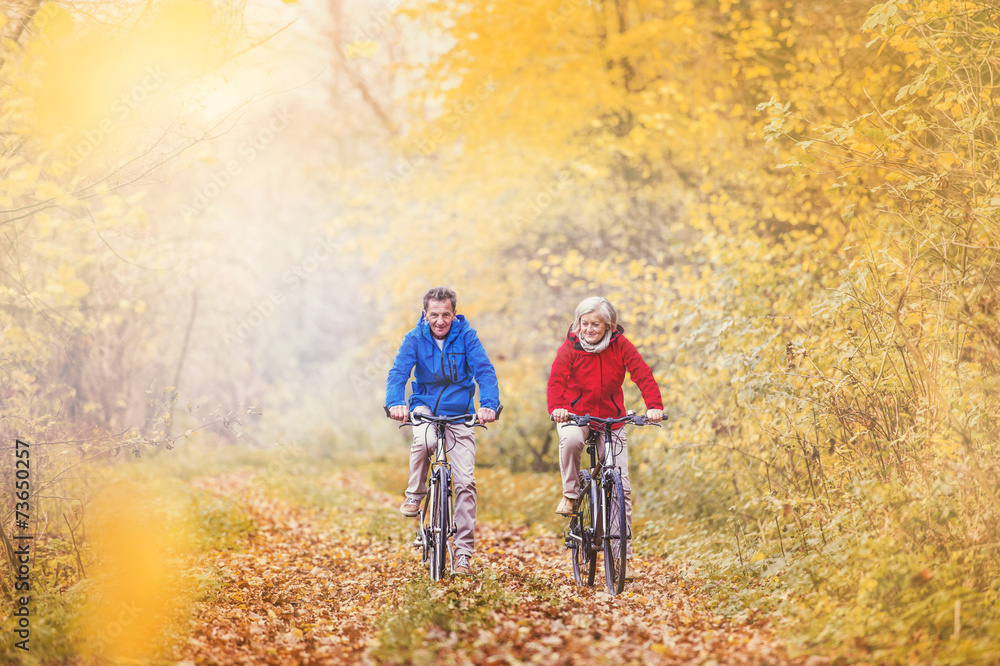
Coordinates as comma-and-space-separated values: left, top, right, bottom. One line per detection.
547, 296, 663, 580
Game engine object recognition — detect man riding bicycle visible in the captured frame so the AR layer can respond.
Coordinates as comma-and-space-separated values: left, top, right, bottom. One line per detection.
386, 287, 500, 575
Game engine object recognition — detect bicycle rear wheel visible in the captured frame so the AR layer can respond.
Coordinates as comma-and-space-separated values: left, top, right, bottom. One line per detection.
429, 470, 449, 580
569, 470, 597, 586
602, 469, 628, 594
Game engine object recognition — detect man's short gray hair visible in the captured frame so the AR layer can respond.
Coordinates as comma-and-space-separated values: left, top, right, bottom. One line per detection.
572, 296, 618, 332
423, 287, 457, 312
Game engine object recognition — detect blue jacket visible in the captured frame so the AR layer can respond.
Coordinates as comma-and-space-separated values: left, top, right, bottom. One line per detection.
386, 313, 500, 416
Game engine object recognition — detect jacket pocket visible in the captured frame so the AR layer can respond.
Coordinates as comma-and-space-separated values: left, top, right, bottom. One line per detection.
446, 351, 468, 382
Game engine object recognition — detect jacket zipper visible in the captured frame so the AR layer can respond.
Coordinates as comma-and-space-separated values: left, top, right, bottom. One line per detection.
598, 353, 603, 416
432, 334, 448, 414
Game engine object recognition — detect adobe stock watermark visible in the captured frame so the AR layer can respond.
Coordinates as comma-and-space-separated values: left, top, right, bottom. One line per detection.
546, 0, 586, 27
341, 0, 402, 57
505, 136, 609, 227
89, 600, 145, 656
50, 66, 170, 177
222, 236, 339, 347
383, 76, 500, 194
179, 105, 294, 222
348, 344, 395, 395
31, 3, 78, 48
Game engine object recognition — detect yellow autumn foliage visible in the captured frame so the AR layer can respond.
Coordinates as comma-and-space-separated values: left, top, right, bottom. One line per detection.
1, 0, 999, 661
354, 0, 1000, 660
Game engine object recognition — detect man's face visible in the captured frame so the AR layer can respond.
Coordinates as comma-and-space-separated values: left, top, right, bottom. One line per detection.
424, 299, 456, 339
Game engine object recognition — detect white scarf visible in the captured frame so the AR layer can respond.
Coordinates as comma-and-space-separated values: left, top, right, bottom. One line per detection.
578, 329, 612, 354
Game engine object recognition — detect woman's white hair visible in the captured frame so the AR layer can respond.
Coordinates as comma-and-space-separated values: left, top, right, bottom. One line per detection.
572, 296, 618, 333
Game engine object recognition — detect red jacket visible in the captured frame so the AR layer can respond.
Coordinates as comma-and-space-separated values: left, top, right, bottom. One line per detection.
547, 325, 663, 424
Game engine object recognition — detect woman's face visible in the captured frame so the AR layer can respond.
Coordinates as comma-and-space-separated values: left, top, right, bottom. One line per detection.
578, 312, 609, 344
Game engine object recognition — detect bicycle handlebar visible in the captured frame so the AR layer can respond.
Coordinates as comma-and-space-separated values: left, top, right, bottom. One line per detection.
384, 405, 502, 428
550, 411, 664, 428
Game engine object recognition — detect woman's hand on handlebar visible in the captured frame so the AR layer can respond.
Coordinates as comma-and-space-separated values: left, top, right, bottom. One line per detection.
646, 409, 664, 423
389, 404, 410, 422
551, 408, 570, 423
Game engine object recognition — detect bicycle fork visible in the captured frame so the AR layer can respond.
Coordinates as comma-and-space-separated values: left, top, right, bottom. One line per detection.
435, 430, 458, 545
602, 469, 620, 551
443, 463, 457, 570
418, 432, 458, 568
591, 438, 607, 550
414, 432, 453, 554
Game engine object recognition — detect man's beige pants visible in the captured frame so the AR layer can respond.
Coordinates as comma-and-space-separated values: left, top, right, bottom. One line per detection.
558, 423, 633, 558
405, 407, 477, 558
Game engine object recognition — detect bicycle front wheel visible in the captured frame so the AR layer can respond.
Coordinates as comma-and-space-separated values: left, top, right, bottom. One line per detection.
429, 470, 449, 580
602, 469, 628, 594
569, 470, 597, 587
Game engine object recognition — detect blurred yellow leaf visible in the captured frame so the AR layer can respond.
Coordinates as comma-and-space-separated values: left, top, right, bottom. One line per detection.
65, 278, 90, 298
3, 327, 27, 345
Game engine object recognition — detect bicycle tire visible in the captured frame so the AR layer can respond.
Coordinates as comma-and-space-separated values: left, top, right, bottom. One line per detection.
429, 470, 448, 580
439, 469, 451, 575
569, 470, 597, 587
603, 469, 628, 594
417, 499, 430, 565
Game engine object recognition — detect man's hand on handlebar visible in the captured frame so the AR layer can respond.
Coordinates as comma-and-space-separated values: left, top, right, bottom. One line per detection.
477, 407, 497, 424
551, 408, 569, 423
389, 404, 409, 422
646, 409, 664, 423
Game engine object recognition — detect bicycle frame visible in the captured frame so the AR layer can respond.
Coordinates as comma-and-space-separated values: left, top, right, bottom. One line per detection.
564, 422, 620, 551
417, 418, 458, 570
560, 410, 662, 594
584, 422, 625, 557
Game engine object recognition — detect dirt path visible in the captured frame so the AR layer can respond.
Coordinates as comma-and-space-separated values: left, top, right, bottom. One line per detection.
178, 471, 809, 665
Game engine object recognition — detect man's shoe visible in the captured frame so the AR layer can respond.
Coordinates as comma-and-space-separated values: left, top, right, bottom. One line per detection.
400, 499, 420, 517
454, 554, 471, 575
625, 560, 639, 581
555, 496, 575, 516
